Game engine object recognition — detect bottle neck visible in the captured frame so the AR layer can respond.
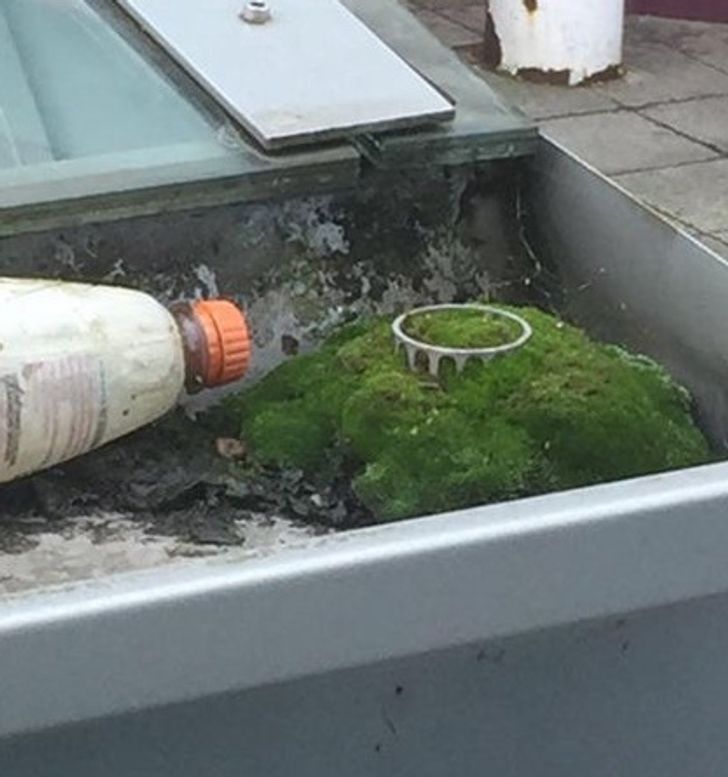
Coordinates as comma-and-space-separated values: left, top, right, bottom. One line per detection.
170, 302, 209, 394
170, 298, 251, 392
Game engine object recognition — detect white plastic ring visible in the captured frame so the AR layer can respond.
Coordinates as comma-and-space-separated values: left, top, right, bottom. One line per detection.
392, 304, 532, 376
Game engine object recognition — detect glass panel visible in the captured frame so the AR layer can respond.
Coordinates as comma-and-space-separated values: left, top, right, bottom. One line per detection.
0, 0, 240, 204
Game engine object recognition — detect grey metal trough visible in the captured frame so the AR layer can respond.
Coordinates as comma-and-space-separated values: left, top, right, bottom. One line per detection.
2, 2, 728, 776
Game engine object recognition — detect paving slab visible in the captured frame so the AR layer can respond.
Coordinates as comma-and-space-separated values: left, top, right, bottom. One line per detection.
695, 233, 728, 260
427, 10, 728, 247
595, 39, 728, 107
625, 14, 728, 75
614, 159, 728, 233
412, 8, 483, 48
540, 111, 717, 175
437, 3, 486, 34
711, 231, 728, 256
641, 96, 728, 153
683, 27, 728, 74
477, 70, 620, 119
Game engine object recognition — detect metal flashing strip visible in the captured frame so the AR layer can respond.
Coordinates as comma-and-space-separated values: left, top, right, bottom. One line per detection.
3, 461, 728, 738
114, 0, 455, 150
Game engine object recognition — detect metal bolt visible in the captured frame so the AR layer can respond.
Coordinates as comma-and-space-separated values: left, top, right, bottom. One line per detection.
241, 0, 271, 24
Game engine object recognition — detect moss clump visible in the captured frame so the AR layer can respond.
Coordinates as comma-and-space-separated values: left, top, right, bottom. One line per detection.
222, 306, 712, 522
403, 307, 523, 348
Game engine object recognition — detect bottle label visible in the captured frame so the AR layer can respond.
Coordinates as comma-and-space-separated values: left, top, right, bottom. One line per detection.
0, 354, 108, 472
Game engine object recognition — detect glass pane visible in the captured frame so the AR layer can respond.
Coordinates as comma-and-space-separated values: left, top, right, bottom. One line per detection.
0, 0, 239, 203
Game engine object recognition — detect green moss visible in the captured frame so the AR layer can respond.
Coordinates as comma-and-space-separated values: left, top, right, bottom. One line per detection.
220, 306, 712, 522
403, 307, 523, 348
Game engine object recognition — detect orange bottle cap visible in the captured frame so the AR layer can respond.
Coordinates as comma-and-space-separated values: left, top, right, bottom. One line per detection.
191, 299, 251, 387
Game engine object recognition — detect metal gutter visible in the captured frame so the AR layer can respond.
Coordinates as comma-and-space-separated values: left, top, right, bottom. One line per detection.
3, 461, 728, 738
528, 138, 728, 448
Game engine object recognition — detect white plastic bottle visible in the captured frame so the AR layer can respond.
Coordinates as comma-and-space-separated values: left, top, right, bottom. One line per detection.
0, 278, 250, 484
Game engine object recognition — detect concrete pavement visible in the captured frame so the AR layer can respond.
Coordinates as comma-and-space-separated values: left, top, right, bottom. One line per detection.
407, 2, 728, 258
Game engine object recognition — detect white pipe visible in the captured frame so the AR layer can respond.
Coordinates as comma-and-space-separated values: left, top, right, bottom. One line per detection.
488, 0, 624, 86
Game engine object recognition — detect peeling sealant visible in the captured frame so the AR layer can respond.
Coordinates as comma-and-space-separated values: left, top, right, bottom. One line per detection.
1, 166, 527, 417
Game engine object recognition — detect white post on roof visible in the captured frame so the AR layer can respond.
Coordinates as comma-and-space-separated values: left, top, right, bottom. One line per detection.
487, 0, 624, 86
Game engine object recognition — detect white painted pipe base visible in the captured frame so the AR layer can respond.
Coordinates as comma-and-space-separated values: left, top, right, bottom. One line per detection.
488, 0, 624, 86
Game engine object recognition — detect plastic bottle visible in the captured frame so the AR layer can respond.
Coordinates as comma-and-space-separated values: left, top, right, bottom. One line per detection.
0, 278, 251, 484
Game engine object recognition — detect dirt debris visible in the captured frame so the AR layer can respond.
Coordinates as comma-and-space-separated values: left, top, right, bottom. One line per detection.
0, 411, 369, 563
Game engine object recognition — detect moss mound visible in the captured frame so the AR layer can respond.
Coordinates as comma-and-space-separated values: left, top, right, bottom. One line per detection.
403, 307, 523, 348
222, 306, 712, 522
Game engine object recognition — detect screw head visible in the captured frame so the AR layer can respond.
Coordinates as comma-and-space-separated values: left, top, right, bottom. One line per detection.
241, 0, 271, 24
